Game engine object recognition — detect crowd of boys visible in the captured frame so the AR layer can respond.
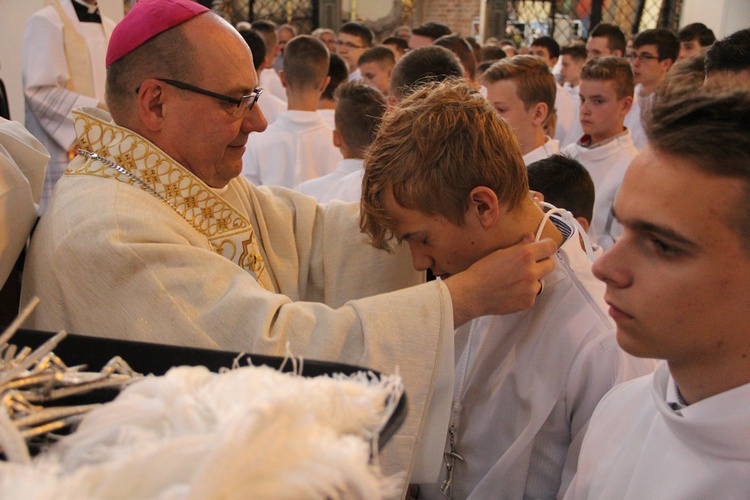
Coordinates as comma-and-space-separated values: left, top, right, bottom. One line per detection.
4, 2, 750, 498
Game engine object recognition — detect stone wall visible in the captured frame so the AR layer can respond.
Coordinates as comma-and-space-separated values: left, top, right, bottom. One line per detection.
413, 0, 482, 39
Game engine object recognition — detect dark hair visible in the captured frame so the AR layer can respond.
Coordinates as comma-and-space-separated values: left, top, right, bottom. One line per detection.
561, 42, 587, 61
633, 29, 679, 62
647, 89, 750, 247
334, 82, 387, 156
322, 53, 349, 101
532, 36, 560, 59
282, 35, 329, 90
411, 21, 452, 41
678, 22, 716, 46
654, 52, 706, 103
357, 45, 396, 67
435, 34, 477, 80
581, 56, 635, 99
382, 36, 409, 54
390, 45, 464, 100
479, 45, 507, 62
527, 154, 594, 224
251, 19, 277, 35
589, 23, 627, 55
705, 28, 750, 75
238, 29, 266, 71
340, 21, 374, 47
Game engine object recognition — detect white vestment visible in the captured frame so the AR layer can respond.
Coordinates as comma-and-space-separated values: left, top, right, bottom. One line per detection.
259, 67, 286, 102
257, 89, 286, 125
317, 108, 336, 129
566, 362, 750, 500
561, 131, 638, 250
22, 0, 113, 212
523, 137, 559, 166
298, 158, 362, 201
242, 110, 342, 188
553, 83, 577, 148
419, 218, 655, 499
623, 84, 652, 151
321, 168, 365, 203
0, 118, 49, 286
21, 108, 455, 486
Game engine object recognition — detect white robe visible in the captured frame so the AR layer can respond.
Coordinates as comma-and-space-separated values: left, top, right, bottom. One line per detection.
256, 89, 286, 125
321, 168, 365, 203
21, 108, 454, 487
317, 108, 336, 129
242, 110, 342, 188
623, 84, 652, 151
565, 362, 750, 500
297, 158, 362, 201
22, 0, 112, 212
523, 137, 559, 166
418, 219, 656, 499
259, 67, 286, 103
0, 118, 49, 286
553, 83, 578, 148
561, 131, 638, 250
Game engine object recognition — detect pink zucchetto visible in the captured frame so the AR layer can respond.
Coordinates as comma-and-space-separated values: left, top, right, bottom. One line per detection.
106, 0, 210, 67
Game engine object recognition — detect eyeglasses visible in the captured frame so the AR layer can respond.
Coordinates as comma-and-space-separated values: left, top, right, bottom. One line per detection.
626, 52, 660, 63
335, 40, 365, 49
136, 79, 263, 117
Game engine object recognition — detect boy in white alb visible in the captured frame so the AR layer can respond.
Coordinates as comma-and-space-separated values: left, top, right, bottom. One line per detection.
565, 90, 750, 500
481, 55, 560, 165
562, 56, 637, 250
243, 35, 341, 188
361, 79, 655, 499
531, 36, 577, 147
298, 82, 385, 202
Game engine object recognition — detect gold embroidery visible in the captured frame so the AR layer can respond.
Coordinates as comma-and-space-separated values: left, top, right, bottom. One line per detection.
68, 110, 272, 290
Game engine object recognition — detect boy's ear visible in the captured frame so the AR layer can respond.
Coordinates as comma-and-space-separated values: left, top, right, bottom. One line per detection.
332, 128, 342, 148
620, 95, 634, 116
279, 71, 287, 88
468, 186, 500, 229
531, 101, 549, 127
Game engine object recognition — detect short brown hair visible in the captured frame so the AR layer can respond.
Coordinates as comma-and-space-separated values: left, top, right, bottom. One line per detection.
282, 35, 329, 91
480, 55, 555, 114
580, 56, 635, 99
647, 89, 750, 248
360, 79, 527, 250
334, 82, 386, 157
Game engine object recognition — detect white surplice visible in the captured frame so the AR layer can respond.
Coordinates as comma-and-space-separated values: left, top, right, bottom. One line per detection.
0, 118, 49, 286
256, 89, 287, 125
566, 361, 750, 500
523, 137, 560, 166
623, 84, 652, 151
561, 130, 638, 251
242, 110, 342, 188
21, 108, 455, 487
418, 218, 655, 499
553, 83, 578, 148
259, 67, 287, 103
297, 158, 363, 201
22, 0, 113, 212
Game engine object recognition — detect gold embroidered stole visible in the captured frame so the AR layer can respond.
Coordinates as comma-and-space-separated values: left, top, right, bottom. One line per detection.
67, 109, 273, 290
49, 0, 111, 98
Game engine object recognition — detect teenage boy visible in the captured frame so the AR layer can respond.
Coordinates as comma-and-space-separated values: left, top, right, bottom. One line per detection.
565, 88, 750, 500
531, 36, 577, 147
678, 22, 715, 60
360, 79, 655, 499
298, 82, 386, 202
561, 56, 636, 251
357, 45, 395, 95
560, 43, 587, 98
337, 21, 374, 82
624, 28, 679, 150
409, 21, 451, 50
705, 28, 750, 89
481, 55, 559, 165
243, 36, 341, 188
585, 23, 626, 61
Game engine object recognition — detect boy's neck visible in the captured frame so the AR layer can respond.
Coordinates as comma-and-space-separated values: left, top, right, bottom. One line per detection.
286, 90, 323, 112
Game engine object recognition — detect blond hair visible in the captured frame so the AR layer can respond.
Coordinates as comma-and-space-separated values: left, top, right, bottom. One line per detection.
360, 79, 527, 250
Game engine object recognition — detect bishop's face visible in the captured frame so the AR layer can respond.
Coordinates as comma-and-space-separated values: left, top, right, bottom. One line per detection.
159, 15, 267, 188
